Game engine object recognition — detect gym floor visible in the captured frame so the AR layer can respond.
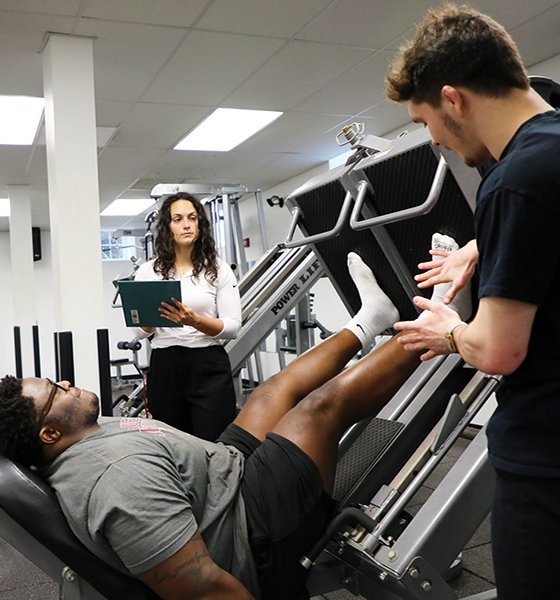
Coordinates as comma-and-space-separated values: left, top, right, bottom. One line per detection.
0, 431, 495, 600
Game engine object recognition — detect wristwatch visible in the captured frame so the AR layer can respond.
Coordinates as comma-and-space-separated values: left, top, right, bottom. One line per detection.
444, 321, 467, 353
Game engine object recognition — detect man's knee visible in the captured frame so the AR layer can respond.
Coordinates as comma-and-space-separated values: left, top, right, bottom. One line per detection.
294, 380, 343, 422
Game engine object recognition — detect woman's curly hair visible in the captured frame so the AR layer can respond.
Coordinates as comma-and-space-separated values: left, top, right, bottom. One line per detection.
153, 192, 219, 283
0, 375, 44, 466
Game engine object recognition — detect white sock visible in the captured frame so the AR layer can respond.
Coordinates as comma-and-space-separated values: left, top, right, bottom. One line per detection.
430, 233, 458, 305
423, 233, 472, 320
344, 252, 399, 348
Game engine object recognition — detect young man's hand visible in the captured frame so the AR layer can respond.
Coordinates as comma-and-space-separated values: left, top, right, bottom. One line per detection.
415, 239, 478, 304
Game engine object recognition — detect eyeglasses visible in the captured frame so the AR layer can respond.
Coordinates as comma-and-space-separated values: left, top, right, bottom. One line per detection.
37, 378, 66, 430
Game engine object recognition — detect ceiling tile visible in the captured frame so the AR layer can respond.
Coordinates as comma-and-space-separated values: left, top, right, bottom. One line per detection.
98, 180, 142, 205
239, 112, 354, 153
0, 1, 80, 16
257, 151, 327, 188
295, 50, 394, 114
298, 0, 435, 49
196, 150, 284, 184
142, 30, 285, 106
224, 40, 373, 110
0, 147, 36, 179
0, 12, 75, 95
82, 0, 211, 27
97, 146, 166, 181
197, 0, 331, 37
142, 148, 228, 184
467, 0, 560, 29
361, 99, 412, 137
290, 132, 350, 160
23, 145, 47, 180
509, 3, 560, 67
109, 103, 210, 149
95, 99, 136, 127
35, 124, 117, 147
75, 18, 187, 102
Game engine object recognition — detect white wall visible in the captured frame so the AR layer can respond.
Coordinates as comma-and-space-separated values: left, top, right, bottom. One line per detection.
0, 233, 148, 381
0, 230, 56, 379
0, 234, 15, 376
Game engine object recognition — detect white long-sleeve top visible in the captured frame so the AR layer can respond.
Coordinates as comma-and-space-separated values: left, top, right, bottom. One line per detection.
132, 258, 241, 348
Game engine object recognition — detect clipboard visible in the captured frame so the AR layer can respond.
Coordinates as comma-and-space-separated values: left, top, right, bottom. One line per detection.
118, 280, 182, 328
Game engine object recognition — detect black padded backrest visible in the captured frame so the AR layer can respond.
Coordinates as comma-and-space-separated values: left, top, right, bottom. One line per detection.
0, 456, 158, 600
530, 75, 560, 108
293, 178, 415, 318
292, 143, 476, 321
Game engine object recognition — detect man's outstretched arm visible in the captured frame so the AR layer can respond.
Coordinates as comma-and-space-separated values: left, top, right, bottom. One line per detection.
395, 295, 536, 374
138, 530, 255, 600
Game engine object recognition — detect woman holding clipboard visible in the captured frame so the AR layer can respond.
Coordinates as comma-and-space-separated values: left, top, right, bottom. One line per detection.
133, 192, 241, 441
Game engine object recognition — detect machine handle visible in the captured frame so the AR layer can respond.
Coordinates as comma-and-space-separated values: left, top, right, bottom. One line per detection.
117, 339, 142, 351
300, 506, 376, 569
349, 154, 448, 231
283, 190, 354, 249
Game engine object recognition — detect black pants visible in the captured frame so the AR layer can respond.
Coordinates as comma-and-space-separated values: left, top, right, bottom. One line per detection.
492, 468, 560, 600
218, 424, 337, 600
147, 345, 237, 441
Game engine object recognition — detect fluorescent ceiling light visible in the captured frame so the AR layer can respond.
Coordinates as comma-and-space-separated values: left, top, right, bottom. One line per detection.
101, 198, 155, 216
0, 96, 44, 145
174, 108, 283, 152
0, 198, 9, 217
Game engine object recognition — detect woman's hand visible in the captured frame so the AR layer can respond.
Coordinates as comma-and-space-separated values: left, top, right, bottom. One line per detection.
159, 298, 225, 336
159, 297, 197, 327
415, 239, 478, 304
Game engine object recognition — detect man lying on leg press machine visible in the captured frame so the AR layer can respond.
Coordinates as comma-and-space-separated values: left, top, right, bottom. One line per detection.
0, 247, 470, 600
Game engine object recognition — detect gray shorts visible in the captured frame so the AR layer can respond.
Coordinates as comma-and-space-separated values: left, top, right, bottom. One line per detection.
218, 423, 336, 600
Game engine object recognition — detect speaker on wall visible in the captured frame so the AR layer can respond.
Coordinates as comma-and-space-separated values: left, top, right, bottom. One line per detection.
32, 226, 41, 261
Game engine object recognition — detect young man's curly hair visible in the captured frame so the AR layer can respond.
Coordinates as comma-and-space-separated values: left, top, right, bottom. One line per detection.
153, 192, 219, 283
386, 3, 529, 106
0, 375, 44, 466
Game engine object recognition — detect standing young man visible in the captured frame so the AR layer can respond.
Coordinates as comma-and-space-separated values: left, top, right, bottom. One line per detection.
386, 5, 560, 599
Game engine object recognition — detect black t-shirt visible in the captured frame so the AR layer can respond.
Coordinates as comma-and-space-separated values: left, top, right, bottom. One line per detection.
476, 110, 560, 476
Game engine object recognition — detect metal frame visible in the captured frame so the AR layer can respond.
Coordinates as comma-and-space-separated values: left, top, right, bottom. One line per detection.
225, 246, 324, 374
0, 509, 106, 600
307, 373, 499, 600
349, 155, 448, 230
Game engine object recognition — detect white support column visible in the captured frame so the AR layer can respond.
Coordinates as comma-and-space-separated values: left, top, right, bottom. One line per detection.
43, 33, 105, 392
8, 185, 36, 376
